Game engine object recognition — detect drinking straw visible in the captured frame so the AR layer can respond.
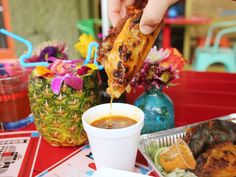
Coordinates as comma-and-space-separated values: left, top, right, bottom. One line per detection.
101, 0, 110, 36
84, 41, 104, 70
0, 28, 49, 67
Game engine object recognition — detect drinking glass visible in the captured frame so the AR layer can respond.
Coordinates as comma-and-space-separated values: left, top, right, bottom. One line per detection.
0, 62, 33, 130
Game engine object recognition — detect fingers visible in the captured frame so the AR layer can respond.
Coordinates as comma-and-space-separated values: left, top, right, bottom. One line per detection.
109, 0, 135, 27
109, 0, 122, 27
140, 0, 178, 35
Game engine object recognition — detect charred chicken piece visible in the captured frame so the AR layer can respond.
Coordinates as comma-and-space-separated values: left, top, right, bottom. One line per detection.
184, 119, 236, 158
194, 142, 236, 177
97, 6, 164, 98
184, 123, 211, 158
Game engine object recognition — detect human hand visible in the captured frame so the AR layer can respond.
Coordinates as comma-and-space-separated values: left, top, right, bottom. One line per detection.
109, 0, 178, 35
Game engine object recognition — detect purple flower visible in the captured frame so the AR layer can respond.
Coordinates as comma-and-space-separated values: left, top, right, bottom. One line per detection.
130, 47, 185, 90
39, 45, 68, 61
39, 46, 58, 61
130, 62, 179, 90
26, 41, 68, 63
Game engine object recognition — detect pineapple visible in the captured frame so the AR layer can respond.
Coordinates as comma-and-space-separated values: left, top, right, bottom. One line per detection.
28, 71, 100, 147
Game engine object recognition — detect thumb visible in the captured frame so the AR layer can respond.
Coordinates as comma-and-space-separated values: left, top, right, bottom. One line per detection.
139, 0, 175, 35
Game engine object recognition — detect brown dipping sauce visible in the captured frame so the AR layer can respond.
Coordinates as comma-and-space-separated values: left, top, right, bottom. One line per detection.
91, 116, 137, 129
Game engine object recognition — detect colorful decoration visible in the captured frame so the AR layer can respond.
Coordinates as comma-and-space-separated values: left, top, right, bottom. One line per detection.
0, 28, 49, 67
74, 34, 96, 58
130, 47, 186, 90
51, 74, 83, 94
133, 47, 186, 134
25, 38, 103, 95
32, 66, 54, 78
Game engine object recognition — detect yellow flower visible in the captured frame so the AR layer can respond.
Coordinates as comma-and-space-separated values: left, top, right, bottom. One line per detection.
160, 71, 170, 83
32, 66, 54, 78
86, 63, 98, 71
74, 34, 95, 58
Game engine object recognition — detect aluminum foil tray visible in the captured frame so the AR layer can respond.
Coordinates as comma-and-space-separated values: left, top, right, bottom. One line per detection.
139, 113, 236, 177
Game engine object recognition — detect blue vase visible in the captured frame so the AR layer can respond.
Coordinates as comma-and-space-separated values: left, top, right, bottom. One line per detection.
134, 87, 174, 134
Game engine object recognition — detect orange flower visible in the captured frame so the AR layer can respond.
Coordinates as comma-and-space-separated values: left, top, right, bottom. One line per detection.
159, 48, 187, 71
32, 66, 54, 78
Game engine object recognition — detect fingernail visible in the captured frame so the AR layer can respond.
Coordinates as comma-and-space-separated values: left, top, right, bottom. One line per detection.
140, 25, 154, 35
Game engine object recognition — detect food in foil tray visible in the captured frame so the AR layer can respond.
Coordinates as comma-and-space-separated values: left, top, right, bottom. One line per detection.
184, 119, 236, 157
185, 119, 236, 177
159, 139, 196, 173
194, 142, 236, 177
145, 118, 236, 177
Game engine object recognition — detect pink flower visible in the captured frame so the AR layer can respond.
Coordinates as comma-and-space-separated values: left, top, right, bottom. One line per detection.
49, 59, 74, 75
51, 74, 83, 95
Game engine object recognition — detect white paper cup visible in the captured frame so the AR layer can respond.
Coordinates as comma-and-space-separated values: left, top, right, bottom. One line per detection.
82, 103, 144, 171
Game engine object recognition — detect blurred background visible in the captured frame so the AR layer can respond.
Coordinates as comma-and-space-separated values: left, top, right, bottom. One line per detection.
0, 0, 100, 58
1, 0, 236, 71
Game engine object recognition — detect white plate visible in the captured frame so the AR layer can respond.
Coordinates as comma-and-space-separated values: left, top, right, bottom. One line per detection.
91, 168, 151, 177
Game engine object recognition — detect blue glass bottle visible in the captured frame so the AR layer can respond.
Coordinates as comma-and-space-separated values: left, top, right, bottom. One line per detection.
134, 87, 174, 134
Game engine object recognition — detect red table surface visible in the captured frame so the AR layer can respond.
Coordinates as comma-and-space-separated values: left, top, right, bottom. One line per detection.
126, 70, 236, 126
3, 70, 236, 176
12, 124, 148, 176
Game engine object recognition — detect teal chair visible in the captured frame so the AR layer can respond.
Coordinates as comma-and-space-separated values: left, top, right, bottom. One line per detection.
76, 18, 102, 38
193, 20, 236, 72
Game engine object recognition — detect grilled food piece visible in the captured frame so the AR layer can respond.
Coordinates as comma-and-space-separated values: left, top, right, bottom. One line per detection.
97, 6, 164, 98
184, 119, 236, 158
194, 142, 236, 177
